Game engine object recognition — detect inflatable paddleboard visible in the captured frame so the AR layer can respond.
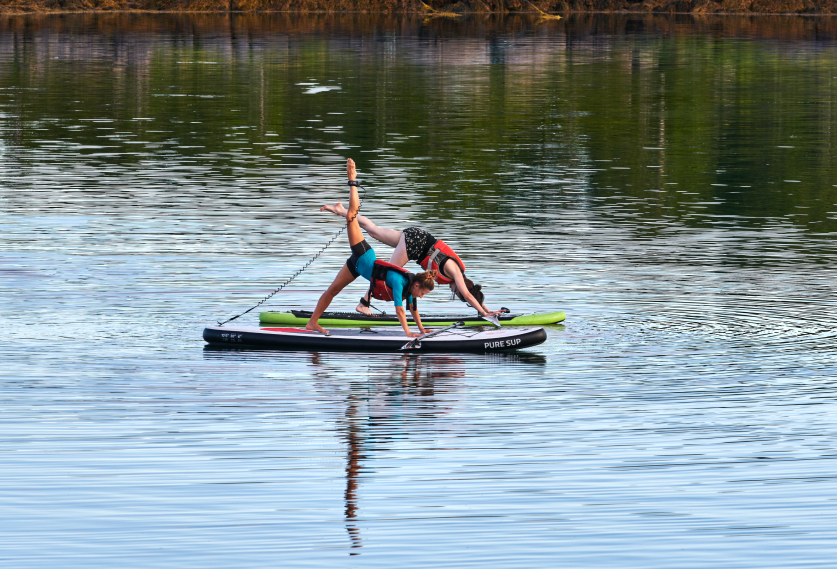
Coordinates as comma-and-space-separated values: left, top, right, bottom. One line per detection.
259, 309, 565, 327
203, 324, 547, 353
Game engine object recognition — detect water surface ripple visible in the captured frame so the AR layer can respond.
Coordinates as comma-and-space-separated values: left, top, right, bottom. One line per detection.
2, 12, 837, 568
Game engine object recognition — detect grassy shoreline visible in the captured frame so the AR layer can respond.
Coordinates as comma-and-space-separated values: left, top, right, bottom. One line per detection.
3, 0, 837, 16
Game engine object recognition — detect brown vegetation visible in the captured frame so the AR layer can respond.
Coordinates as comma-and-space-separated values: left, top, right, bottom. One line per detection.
2, 0, 837, 14
4, 9, 836, 43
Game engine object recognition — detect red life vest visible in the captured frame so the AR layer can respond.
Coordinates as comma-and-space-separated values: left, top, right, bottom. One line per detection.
368, 260, 417, 310
419, 240, 465, 285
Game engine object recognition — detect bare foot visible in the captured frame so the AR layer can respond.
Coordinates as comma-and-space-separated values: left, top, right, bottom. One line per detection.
305, 321, 329, 335
355, 302, 373, 316
320, 202, 348, 218
347, 158, 357, 180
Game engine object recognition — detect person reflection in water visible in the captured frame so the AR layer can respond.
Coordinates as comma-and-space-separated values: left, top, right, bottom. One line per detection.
314, 351, 465, 555
344, 393, 362, 553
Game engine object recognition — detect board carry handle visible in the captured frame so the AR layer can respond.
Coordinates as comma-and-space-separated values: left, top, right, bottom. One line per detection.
401, 320, 465, 351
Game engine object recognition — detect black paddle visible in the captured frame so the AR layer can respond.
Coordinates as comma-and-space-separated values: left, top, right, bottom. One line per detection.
401, 320, 465, 351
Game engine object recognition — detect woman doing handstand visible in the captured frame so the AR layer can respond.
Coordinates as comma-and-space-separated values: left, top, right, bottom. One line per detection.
306, 159, 437, 337
320, 205, 501, 318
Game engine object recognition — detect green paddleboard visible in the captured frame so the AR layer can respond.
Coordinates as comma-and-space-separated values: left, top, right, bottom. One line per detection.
259, 309, 566, 327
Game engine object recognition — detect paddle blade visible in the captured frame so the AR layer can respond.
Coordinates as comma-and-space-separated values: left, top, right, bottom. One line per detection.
483, 314, 501, 327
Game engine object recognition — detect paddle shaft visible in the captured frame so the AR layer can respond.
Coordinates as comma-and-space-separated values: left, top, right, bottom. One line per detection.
401, 320, 465, 350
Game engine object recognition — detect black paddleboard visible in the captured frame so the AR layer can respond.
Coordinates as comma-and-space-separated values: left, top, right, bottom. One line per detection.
203, 325, 547, 353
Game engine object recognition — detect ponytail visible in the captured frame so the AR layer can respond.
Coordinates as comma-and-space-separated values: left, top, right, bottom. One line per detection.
413, 270, 437, 291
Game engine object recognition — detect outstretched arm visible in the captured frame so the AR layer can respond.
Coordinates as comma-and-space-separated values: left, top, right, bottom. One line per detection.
450, 267, 501, 317
410, 307, 428, 335
396, 306, 421, 337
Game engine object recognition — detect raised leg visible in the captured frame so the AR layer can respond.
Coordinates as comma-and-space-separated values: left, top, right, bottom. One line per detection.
364, 223, 402, 248
346, 159, 364, 247
321, 202, 403, 248
388, 233, 410, 266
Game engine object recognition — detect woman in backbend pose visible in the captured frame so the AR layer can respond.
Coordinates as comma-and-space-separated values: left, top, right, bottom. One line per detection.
320, 204, 501, 319
306, 159, 437, 337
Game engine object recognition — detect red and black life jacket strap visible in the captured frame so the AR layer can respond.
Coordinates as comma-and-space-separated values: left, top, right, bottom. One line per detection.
368, 261, 418, 309
420, 241, 465, 285
372, 273, 417, 305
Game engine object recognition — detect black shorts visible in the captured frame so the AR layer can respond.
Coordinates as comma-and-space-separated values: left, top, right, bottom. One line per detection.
403, 227, 437, 261
346, 239, 372, 279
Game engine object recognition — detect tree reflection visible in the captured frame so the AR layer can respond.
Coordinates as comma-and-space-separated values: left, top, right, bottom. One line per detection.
3, 12, 837, 239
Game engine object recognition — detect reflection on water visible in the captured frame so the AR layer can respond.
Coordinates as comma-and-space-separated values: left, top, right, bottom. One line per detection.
341, 354, 468, 553
345, 390, 363, 552
2, 11, 837, 568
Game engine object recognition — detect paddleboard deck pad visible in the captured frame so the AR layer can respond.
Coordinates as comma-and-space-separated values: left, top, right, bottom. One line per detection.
203, 325, 547, 353
259, 309, 565, 327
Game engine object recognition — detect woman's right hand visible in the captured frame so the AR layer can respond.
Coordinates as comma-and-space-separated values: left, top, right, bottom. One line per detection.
406, 331, 422, 338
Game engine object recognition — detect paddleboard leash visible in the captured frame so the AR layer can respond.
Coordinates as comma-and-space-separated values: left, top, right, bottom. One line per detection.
217, 182, 368, 326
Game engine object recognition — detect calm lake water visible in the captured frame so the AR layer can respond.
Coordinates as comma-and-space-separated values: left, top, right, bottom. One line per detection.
2, 12, 837, 568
